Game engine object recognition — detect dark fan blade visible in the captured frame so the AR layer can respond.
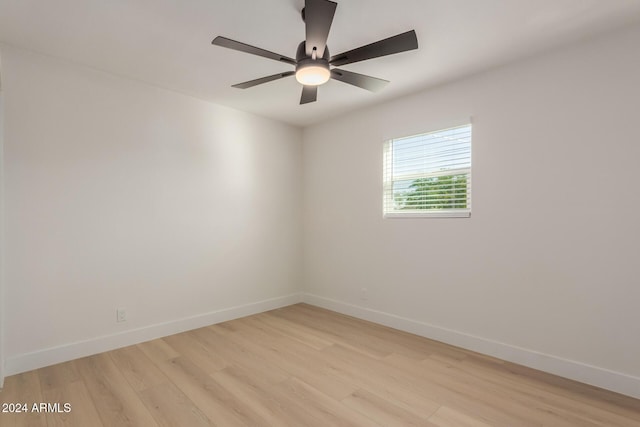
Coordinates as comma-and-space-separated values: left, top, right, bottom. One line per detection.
305, 0, 337, 57
331, 69, 389, 92
232, 71, 295, 89
300, 85, 318, 104
330, 30, 418, 66
212, 36, 296, 66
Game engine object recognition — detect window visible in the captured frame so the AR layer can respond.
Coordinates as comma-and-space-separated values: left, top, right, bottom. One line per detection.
383, 124, 472, 218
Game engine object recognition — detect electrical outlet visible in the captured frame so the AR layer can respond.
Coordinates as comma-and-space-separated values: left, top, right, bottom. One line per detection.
116, 308, 127, 323
360, 287, 368, 301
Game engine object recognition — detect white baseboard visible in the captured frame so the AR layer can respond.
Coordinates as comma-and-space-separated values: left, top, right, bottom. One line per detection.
6, 292, 639, 400
302, 293, 640, 400
5, 293, 302, 377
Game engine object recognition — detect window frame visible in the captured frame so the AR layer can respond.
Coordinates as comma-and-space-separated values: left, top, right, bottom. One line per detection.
383, 123, 472, 219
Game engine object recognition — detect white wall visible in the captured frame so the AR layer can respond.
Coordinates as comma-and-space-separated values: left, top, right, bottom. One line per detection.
0, 45, 302, 374
303, 24, 640, 397
0, 87, 5, 387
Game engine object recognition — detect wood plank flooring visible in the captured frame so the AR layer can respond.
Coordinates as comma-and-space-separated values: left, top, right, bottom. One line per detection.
1, 303, 639, 426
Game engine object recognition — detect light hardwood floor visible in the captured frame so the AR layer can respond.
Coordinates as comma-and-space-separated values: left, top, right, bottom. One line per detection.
1, 303, 639, 426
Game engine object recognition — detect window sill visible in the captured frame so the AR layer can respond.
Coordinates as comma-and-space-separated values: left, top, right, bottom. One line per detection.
384, 210, 471, 219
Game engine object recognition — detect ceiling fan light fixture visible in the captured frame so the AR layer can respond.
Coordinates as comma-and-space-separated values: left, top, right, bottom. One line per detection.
295, 61, 331, 86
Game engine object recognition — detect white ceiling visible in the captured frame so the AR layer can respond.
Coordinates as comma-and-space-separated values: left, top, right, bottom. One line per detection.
1, 0, 640, 127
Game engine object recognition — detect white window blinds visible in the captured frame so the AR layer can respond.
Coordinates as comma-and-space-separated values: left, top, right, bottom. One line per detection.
383, 124, 472, 218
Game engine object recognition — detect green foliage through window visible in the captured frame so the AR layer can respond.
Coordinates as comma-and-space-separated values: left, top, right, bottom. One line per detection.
395, 175, 468, 210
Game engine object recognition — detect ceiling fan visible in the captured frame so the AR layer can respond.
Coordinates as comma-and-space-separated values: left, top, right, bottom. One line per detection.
212, 0, 418, 105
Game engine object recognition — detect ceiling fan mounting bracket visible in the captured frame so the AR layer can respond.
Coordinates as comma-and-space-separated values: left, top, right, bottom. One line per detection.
296, 41, 329, 62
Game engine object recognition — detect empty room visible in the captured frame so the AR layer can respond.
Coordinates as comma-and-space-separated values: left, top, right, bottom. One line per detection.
1, 0, 639, 426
